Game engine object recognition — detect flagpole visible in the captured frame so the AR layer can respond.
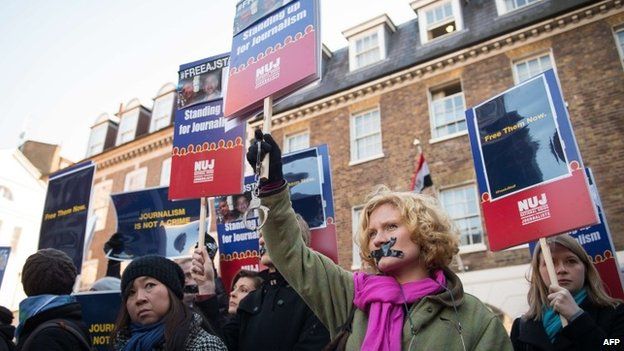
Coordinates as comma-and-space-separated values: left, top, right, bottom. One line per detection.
413, 138, 465, 272
412, 138, 422, 156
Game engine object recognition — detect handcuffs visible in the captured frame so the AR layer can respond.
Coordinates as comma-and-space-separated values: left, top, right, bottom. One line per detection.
243, 137, 270, 231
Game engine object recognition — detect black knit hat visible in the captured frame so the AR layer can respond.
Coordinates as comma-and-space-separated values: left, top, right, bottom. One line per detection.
0, 306, 13, 324
121, 255, 184, 299
22, 248, 77, 296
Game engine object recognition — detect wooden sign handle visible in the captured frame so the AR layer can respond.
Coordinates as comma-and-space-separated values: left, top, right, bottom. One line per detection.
260, 96, 273, 181
539, 237, 568, 327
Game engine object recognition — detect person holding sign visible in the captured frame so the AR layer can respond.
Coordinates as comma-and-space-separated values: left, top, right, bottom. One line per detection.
511, 234, 624, 350
246, 133, 512, 351
190, 216, 330, 351
112, 255, 227, 351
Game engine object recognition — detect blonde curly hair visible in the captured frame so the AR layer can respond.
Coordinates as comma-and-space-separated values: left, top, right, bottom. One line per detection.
356, 185, 459, 273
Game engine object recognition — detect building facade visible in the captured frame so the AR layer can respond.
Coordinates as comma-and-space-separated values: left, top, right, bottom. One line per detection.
0, 141, 70, 312
81, 0, 624, 324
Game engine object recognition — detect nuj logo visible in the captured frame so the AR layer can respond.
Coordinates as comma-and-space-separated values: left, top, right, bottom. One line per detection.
255, 58, 281, 88
256, 58, 281, 78
518, 193, 550, 225
517, 193, 547, 212
195, 159, 215, 171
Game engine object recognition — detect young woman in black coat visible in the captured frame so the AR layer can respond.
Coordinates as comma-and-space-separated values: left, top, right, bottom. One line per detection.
511, 234, 624, 350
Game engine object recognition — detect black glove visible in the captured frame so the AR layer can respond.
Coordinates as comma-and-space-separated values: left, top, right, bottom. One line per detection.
195, 232, 218, 260
104, 232, 124, 254
246, 129, 283, 186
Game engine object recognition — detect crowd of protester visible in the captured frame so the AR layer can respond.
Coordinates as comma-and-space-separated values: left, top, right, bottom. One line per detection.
1, 132, 622, 350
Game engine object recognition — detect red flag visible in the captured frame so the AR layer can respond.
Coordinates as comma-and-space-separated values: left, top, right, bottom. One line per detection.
410, 152, 433, 193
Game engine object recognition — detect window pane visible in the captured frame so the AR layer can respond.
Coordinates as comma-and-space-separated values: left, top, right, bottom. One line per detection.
286, 132, 310, 153
431, 90, 466, 138
440, 185, 483, 247
515, 54, 552, 82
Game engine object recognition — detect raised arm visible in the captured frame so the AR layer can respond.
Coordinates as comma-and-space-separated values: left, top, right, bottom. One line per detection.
248, 131, 356, 337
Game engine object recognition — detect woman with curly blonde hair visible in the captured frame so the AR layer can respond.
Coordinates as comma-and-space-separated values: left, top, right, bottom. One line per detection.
511, 234, 624, 350
247, 132, 512, 351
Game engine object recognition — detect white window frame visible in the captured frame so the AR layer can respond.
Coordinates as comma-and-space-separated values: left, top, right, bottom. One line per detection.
351, 206, 364, 270
124, 167, 147, 191
150, 94, 174, 132
439, 184, 486, 254
86, 123, 108, 157
512, 51, 556, 84
283, 130, 310, 153
614, 26, 624, 71
495, 0, 541, 16
348, 27, 386, 71
160, 158, 172, 186
349, 108, 384, 165
116, 109, 140, 146
428, 82, 467, 140
418, 0, 463, 45
92, 180, 113, 231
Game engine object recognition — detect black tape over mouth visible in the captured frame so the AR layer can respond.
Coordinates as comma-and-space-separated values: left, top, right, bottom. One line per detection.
369, 237, 404, 263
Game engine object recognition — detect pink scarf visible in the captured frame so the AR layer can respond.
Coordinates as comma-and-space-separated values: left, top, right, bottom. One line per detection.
353, 270, 446, 351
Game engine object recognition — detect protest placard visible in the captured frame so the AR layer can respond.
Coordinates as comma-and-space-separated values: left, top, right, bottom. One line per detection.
109, 186, 204, 260
170, 54, 246, 200
465, 69, 598, 250
224, 0, 321, 119
39, 161, 95, 272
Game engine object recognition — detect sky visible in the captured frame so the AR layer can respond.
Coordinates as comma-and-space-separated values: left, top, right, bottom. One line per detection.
0, 0, 417, 162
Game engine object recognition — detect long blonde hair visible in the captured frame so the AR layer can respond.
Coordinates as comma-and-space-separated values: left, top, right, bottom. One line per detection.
356, 185, 459, 273
524, 234, 622, 320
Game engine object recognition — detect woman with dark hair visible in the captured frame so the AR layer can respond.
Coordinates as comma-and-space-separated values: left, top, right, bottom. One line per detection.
511, 234, 624, 350
228, 270, 263, 315
112, 255, 226, 351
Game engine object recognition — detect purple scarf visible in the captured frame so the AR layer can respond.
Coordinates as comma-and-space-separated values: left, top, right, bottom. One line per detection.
353, 270, 446, 351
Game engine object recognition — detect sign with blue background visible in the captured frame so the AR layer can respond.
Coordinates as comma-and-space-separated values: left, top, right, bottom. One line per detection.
465, 69, 597, 250
39, 161, 95, 273
0, 247, 9, 289
75, 291, 121, 351
109, 187, 203, 260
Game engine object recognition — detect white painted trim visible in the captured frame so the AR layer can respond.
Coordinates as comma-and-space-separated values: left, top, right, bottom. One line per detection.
417, 0, 464, 45
283, 129, 311, 153
123, 167, 147, 191
342, 14, 396, 38
613, 26, 624, 72
428, 130, 468, 144
349, 107, 383, 164
459, 243, 488, 254
495, 0, 542, 17
348, 26, 387, 71
511, 49, 558, 84
348, 153, 385, 166
351, 205, 364, 271
160, 157, 171, 186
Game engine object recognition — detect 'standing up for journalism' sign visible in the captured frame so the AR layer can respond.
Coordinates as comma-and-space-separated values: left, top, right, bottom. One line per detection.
224, 0, 321, 119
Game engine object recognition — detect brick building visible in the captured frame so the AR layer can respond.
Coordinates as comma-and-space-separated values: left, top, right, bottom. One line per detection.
81, 0, 624, 325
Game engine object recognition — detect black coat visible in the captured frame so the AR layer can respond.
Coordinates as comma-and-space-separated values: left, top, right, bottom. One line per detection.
15, 302, 90, 351
0, 324, 15, 351
222, 270, 329, 351
511, 301, 624, 351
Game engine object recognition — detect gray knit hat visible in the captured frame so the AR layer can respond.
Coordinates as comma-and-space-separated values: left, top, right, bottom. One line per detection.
121, 255, 184, 299
22, 248, 77, 296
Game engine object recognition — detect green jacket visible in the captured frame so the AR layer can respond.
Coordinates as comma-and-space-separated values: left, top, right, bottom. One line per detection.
262, 188, 513, 350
